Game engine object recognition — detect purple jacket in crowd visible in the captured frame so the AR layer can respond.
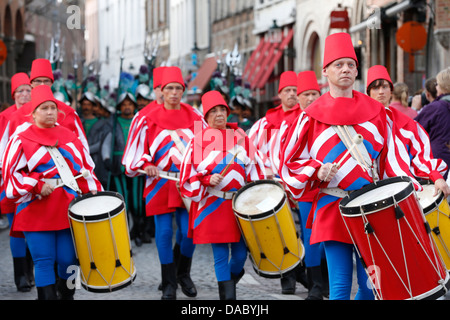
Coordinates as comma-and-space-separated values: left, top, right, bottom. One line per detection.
415, 94, 450, 178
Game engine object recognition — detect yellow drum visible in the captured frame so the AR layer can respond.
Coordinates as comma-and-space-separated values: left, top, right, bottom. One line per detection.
418, 181, 450, 271
232, 180, 304, 278
69, 192, 137, 292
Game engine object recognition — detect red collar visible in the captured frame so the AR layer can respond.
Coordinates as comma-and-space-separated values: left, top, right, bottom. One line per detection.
146, 103, 203, 130
19, 125, 77, 147
305, 91, 384, 125
265, 104, 301, 128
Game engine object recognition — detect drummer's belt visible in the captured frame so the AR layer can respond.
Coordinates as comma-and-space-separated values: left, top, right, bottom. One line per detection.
161, 171, 180, 179
207, 187, 236, 200
320, 187, 351, 198
43, 178, 63, 188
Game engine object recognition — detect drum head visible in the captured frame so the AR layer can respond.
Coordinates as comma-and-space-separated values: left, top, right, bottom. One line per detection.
340, 176, 415, 216
69, 191, 125, 221
418, 182, 443, 214
233, 180, 286, 219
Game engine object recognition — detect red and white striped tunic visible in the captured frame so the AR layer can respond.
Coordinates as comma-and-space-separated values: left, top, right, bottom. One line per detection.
122, 103, 207, 216
179, 124, 266, 244
2, 125, 102, 233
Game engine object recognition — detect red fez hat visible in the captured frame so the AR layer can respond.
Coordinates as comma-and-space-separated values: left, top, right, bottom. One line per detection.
30, 59, 54, 83
278, 71, 298, 93
323, 33, 358, 69
202, 90, 230, 117
11, 73, 31, 99
161, 66, 185, 91
297, 71, 320, 94
31, 85, 58, 111
153, 67, 167, 89
366, 65, 393, 90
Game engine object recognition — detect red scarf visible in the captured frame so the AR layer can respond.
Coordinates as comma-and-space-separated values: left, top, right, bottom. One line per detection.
265, 104, 301, 128
305, 91, 384, 125
146, 103, 203, 130
19, 124, 77, 147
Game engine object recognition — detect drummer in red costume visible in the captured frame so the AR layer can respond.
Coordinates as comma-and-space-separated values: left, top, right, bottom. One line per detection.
0, 73, 34, 292
7, 59, 88, 151
248, 71, 302, 294
1, 85, 102, 300
123, 66, 206, 300
366, 65, 449, 197
180, 91, 266, 299
279, 33, 422, 300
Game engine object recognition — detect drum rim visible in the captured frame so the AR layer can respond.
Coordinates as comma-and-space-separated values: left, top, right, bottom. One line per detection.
419, 180, 445, 215
81, 270, 137, 293
232, 179, 286, 220
339, 176, 415, 216
68, 191, 125, 222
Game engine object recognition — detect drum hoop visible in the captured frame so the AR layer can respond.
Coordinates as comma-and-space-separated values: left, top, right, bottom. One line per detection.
339, 176, 415, 216
232, 179, 287, 220
419, 180, 445, 215
68, 191, 125, 222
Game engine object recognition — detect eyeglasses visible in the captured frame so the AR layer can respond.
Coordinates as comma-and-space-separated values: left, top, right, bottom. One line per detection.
32, 79, 53, 85
164, 85, 184, 92
16, 89, 32, 95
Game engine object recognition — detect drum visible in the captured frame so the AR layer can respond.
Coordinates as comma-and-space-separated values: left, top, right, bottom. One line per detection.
69, 192, 137, 293
340, 176, 449, 300
418, 181, 450, 271
232, 180, 304, 278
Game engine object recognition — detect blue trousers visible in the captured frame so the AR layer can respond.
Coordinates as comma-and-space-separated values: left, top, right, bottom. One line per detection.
298, 201, 324, 267
23, 229, 77, 288
211, 238, 247, 282
154, 208, 195, 264
7, 213, 28, 258
324, 241, 374, 300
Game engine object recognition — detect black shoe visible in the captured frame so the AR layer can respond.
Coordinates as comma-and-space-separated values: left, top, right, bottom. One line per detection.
161, 263, 177, 300
295, 261, 309, 290
158, 244, 180, 291
177, 255, 197, 297
37, 285, 57, 300
231, 269, 245, 285
13, 257, 32, 292
56, 279, 75, 300
281, 270, 296, 294
218, 280, 236, 300
305, 266, 324, 300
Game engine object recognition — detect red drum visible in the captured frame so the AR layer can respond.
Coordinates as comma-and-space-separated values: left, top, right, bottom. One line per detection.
339, 177, 449, 300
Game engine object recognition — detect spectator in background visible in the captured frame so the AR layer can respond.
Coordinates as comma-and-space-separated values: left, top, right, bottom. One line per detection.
391, 82, 418, 119
415, 67, 450, 179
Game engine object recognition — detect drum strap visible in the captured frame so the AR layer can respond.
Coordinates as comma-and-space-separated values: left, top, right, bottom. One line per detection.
167, 130, 186, 155
45, 146, 81, 193
332, 125, 380, 182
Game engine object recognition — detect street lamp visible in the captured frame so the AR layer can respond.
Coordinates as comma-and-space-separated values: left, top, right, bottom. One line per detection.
268, 20, 282, 44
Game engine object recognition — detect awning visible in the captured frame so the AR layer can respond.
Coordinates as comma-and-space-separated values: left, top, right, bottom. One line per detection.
243, 28, 294, 90
254, 28, 294, 89
243, 39, 274, 89
187, 56, 218, 92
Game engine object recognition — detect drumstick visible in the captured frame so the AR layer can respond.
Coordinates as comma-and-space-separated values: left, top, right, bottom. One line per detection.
336, 134, 364, 168
137, 169, 180, 182
221, 151, 240, 176
55, 170, 90, 189
323, 134, 365, 182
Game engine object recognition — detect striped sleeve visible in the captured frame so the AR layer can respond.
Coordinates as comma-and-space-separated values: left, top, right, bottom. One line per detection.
279, 114, 322, 199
